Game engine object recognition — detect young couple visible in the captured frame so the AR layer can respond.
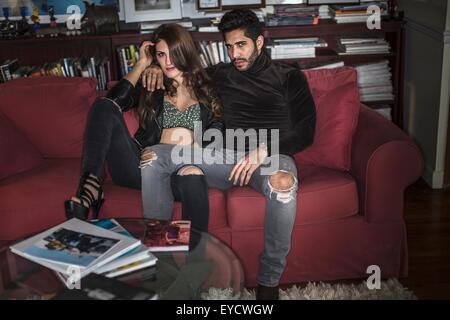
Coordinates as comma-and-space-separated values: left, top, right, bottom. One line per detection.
64, 9, 316, 300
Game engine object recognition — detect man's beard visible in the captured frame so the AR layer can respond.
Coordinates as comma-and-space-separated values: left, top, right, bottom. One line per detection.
233, 47, 259, 71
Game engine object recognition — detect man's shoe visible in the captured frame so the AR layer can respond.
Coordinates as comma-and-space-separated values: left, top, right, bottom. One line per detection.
256, 284, 279, 300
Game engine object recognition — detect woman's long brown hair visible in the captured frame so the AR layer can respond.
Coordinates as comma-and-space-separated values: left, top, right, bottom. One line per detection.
137, 23, 221, 128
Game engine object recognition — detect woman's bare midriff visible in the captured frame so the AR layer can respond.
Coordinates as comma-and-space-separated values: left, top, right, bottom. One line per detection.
159, 127, 195, 145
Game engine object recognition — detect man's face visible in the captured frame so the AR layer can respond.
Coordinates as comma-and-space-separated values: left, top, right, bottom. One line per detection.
224, 28, 262, 71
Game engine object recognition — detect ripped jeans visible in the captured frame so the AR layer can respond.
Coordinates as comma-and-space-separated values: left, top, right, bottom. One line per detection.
141, 144, 298, 287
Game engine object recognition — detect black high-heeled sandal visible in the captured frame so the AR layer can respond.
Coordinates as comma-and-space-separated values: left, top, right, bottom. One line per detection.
64, 172, 104, 221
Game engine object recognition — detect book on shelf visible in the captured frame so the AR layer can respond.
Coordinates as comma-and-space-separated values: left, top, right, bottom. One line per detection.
337, 37, 391, 55
272, 37, 327, 47
10, 218, 141, 279
0, 59, 19, 83
1, 57, 111, 91
197, 41, 230, 67
265, 15, 319, 27
198, 25, 219, 32
143, 220, 191, 252
53, 273, 158, 300
330, 1, 389, 23
117, 44, 140, 77
354, 60, 394, 103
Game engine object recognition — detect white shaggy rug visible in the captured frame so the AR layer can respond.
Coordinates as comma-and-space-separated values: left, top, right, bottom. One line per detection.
201, 279, 416, 300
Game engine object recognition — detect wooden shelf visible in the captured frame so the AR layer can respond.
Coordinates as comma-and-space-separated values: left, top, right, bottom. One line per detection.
0, 18, 405, 128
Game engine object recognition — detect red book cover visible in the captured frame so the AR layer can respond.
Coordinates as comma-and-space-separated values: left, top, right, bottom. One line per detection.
143, 220, 191, 252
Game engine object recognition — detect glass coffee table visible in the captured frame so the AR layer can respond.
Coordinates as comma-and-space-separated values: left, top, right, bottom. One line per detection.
0, 218, 244, 300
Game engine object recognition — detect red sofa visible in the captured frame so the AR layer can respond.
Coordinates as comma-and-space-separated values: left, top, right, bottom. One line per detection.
0, 72, 422, 287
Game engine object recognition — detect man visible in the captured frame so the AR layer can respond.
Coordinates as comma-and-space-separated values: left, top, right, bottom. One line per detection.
143, 9, 316, 299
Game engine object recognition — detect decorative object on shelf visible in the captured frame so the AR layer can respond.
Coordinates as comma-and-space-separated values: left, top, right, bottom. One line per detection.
80, 1, 119, 34
30, 6, 41, 31
48, 5, 57, 28
221, 0, 265, 10
124, 0, 182, 23
0, 7, 16, 38
197, 0, 221, 11
17, 6, 31, 36
35, 5, 60, 38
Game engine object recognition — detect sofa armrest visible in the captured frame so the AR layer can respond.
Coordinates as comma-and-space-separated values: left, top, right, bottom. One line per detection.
350, 105, 423, 223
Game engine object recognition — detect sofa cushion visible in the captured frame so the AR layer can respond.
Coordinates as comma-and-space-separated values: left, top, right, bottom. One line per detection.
0, 113, 44, 180
295, 67, 360, 171
0, 77, 98, 158
0, 158, 227, 240
226, 165, 359, 230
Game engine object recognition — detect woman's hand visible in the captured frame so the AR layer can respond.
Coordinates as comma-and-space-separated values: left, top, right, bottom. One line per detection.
139, 147, 158, 169
135, 41, 155, 72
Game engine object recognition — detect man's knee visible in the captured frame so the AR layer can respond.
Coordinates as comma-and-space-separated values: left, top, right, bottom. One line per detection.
269, 172, 295, 191
177, 166, 204, 176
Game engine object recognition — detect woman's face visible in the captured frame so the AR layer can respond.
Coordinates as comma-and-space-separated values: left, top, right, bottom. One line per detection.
155, 39, 182, 80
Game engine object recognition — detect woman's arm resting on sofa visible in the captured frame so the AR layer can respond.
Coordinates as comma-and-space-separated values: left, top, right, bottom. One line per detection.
350, 105, 423, 223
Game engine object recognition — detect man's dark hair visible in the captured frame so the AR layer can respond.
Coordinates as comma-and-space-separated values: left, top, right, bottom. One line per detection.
218, 9, 262, 42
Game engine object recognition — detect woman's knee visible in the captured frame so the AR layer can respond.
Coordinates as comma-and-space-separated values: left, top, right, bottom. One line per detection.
91, 98, 122, 117
177, 165, 204, 176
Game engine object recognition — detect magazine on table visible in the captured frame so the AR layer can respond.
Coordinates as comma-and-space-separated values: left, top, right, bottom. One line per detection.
144, 220, 191, 252
10, 218, 141, 278
90, 219, 157, 275
54, 219, 157, 283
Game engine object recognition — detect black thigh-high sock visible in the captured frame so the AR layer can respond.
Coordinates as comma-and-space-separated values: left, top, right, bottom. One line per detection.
171, 174, 209, 233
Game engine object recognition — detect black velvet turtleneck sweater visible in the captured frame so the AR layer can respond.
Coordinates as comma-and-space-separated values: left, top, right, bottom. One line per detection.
207, 51, 316, 156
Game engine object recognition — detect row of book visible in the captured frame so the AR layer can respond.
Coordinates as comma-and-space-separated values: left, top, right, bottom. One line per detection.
0, 57, 111, 91
267, 37, 327, 60
265, 4, 320, 27
337, 36, 391, 55
197, 41, 231, 67
0, 59, 19, 83
355, 59, 394, 103
329, 1, 390, 24
10, 218, 192, 290
117, 44, 140, 78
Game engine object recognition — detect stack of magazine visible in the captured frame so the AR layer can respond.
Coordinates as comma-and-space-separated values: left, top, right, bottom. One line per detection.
9, 218, 158, 286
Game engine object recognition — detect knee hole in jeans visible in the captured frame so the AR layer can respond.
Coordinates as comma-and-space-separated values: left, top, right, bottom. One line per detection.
269, 171, 295, 192
177, 165, 204, 176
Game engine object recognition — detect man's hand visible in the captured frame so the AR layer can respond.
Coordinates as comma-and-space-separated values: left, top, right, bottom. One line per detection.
229, 146, 268, 186
142, 65, 165, 92
139, 147, 157, 169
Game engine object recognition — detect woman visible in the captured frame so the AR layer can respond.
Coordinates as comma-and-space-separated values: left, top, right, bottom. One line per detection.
65, 23, 222, 232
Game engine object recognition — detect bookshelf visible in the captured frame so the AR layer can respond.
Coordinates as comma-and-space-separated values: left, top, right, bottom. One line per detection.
0, 18, 404, 127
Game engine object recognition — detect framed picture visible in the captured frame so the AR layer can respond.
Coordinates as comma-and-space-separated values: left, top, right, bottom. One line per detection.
182, 0, 222, 19
0, 0, 125, 23
221, 0, 265, 10
196, 0, 221, 11
307, 0, 360, 4
123, 0, 182, 23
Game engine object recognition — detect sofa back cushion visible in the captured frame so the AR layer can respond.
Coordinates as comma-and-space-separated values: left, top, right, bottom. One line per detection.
0, 112, 44, 180
295, 67, 360, 171
0, 77, 98, 158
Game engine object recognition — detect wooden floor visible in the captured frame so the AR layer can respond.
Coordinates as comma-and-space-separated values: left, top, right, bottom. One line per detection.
400, 179, 450, 299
